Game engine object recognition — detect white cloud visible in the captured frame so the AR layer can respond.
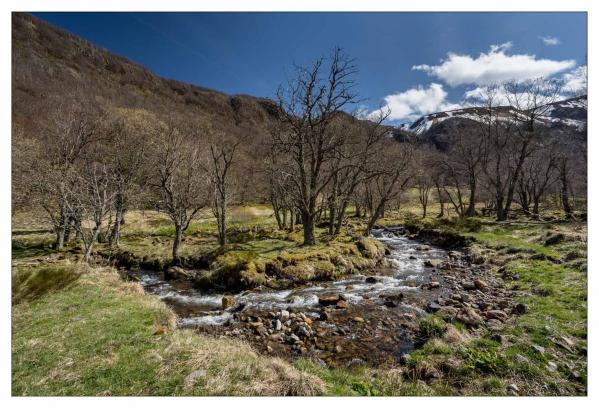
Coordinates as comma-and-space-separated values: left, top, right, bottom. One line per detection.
539, 36, 561, 46
368, 83, 462, 121
562, 65, 587, 94
412, 43, 575, 86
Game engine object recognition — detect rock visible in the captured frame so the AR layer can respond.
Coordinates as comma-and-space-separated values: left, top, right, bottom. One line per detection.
426, 301, 442, 313
382, 294, 403, 307
456, 307, 483, 327
425, 281, 440, 289
507, 383, 519, 396
318, 311, 330, 321
280, 309, 290, 322
222, 295, 236, 310
304, 317, 313, 325
274, 319, 282, 331
424, 259, 444, 268
450, 293, 463, 302
461, 281, 476, 290
532, 344, 545, 355
269, 333, 283, 341
165, 266, 193, 280
554, 335, 576, 353
288, 334, 300, 343
474, 279, 488, 290
545, 233, 565, 246
184, 369, 207, 388
485, 310, 508, 321
318, 294, 342, 306
546, 361, 558, 372
352, 316, 365, 323
297, 326, 310, 337
513, 354, 529, 364
336, 300, 349, 309
365, 276, 379, 284
512, 303, 529, 315
334, 344, 343, 353
347, 358, 366, 368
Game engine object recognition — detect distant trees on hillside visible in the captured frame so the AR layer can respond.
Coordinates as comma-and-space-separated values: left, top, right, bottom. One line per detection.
11, 48, 587, 262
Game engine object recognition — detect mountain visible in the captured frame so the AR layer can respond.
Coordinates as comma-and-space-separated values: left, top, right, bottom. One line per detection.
11, 13, 281, 148
404, 96, 587, 141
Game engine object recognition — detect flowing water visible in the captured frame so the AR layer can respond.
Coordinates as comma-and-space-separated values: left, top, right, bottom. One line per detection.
129, 229, 453, 367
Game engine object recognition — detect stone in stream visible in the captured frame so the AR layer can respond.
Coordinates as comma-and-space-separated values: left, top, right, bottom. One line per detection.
318, 311, 330, 321
336, 300, 349, 309
424, 259, 444, 268
222, 294, 236, 310
365, 276, 379, 284
318, 294, 342, 306
280, 309, 290, 322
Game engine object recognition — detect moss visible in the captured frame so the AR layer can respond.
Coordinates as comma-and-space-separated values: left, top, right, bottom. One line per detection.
355, 237, 386, 259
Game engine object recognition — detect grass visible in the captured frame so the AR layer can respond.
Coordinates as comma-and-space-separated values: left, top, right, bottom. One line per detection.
12, 262, 325, 396
11, 203, 587, 395
392, 215, 587, 395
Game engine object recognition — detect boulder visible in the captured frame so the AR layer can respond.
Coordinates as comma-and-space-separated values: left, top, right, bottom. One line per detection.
365, 276, 379, 284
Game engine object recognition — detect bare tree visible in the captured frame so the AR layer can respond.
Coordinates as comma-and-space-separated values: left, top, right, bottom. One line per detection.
273, 47, 359, 245
207, 136, 239, 246
68, 160, 116, 263
150, 122, 209, 262
30, 101, 105, 249
478, 79, 561, 220
105, 109, 155, 246
364, 141, 413, 235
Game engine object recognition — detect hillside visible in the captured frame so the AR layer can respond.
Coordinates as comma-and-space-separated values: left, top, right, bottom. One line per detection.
12, 13, 283, 200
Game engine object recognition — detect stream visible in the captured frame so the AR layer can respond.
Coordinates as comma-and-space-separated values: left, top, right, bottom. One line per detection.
128, 229, 456, 367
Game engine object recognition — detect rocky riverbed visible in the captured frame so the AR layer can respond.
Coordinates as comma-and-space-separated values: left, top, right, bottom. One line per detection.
128, 229, 518, 368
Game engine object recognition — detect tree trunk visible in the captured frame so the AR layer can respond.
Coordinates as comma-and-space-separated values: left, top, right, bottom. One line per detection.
110, 207, 124, 246
302, 212, 315, 245
84, 227, 101, 264
465, 178, 477, 216
435, 182, 445, 218
560, 160, 572, 218
172, 225, 183, 262
54, 225, 66, 250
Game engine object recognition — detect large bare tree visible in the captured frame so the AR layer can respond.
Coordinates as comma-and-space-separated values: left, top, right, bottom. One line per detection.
272, 47, 359, 245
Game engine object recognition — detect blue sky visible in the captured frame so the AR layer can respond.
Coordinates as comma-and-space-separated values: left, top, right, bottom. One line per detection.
32, 12, 587, 124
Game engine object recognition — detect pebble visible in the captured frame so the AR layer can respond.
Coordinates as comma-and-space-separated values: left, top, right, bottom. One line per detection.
507, 383, 519, 396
